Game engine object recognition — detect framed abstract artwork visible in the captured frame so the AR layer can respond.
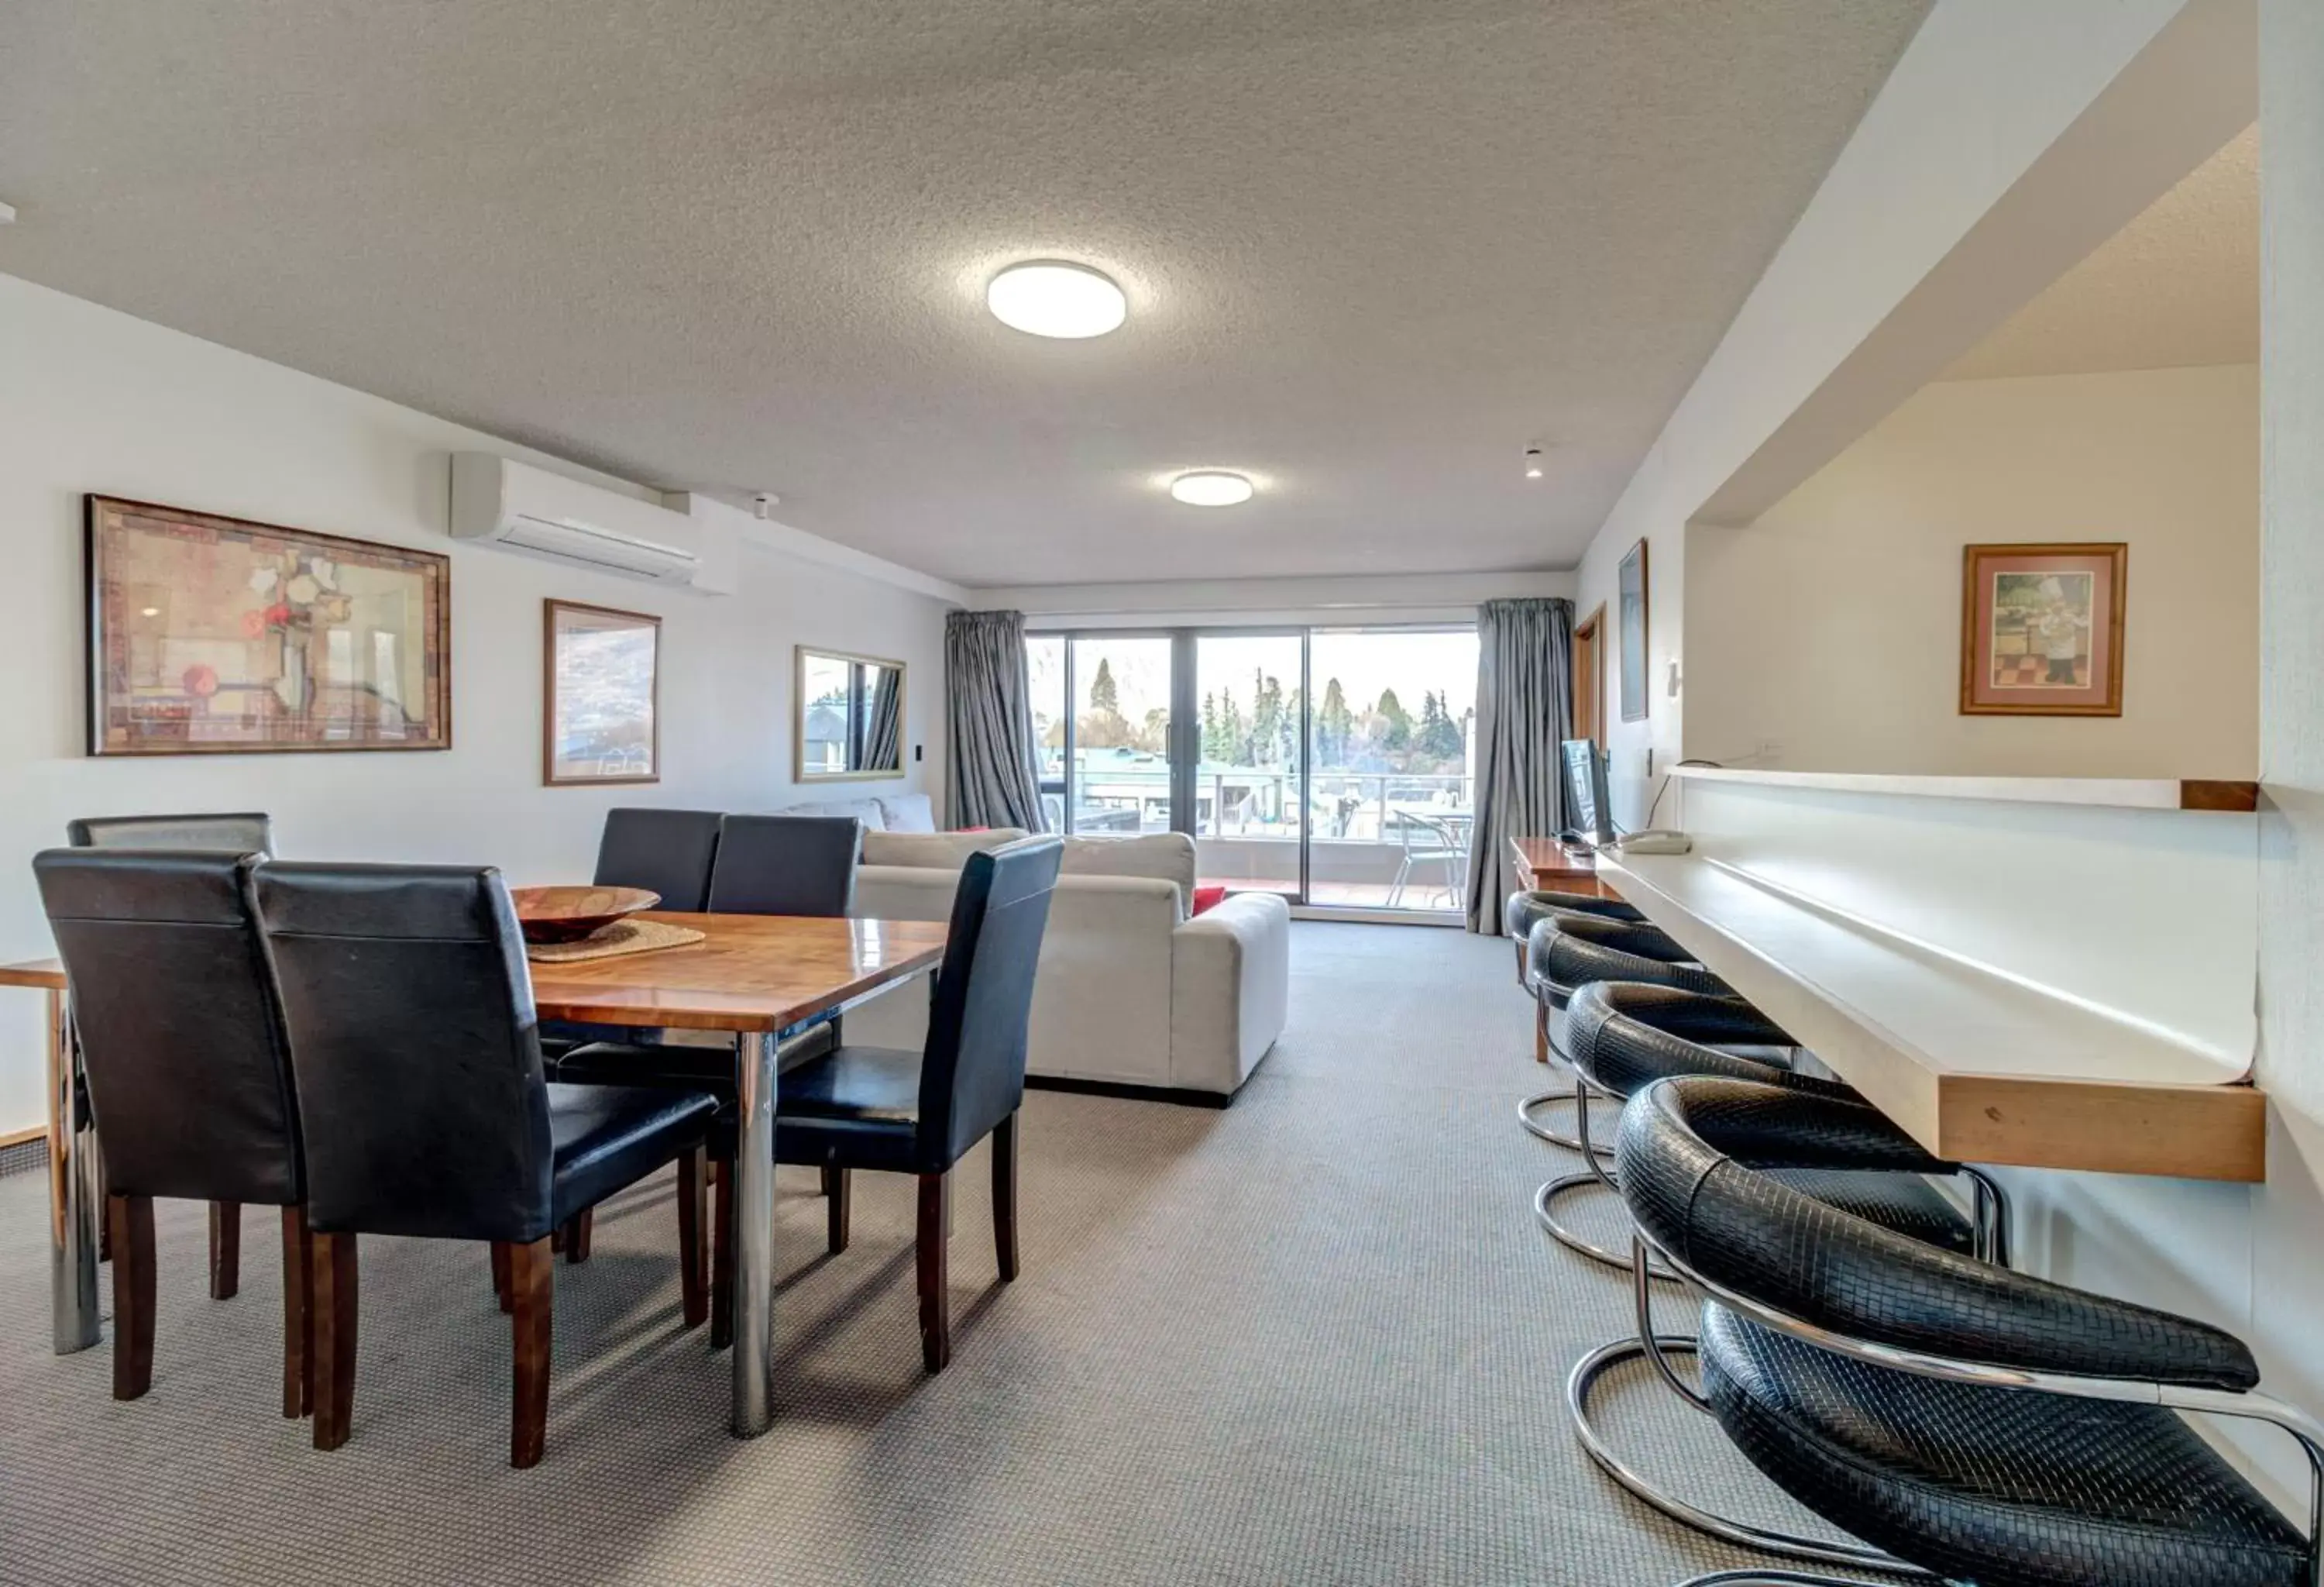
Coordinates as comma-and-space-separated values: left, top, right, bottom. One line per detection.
85, 495, 451, 756
544, 599, 661, 786
1959, 542, 2126, 717
1618, 537, 1650, 722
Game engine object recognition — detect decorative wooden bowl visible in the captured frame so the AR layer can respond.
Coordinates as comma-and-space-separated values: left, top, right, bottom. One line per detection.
509, 885, 661, 945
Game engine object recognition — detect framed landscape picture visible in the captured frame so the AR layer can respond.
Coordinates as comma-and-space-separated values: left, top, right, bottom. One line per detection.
86, 495, 450, 756
544, 599, 660, 786
1959, 542, 2126, 717
1618, 537, 1650, 722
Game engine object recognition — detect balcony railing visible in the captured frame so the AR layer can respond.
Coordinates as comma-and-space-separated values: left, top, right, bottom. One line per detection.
1034, 766, 1475, 911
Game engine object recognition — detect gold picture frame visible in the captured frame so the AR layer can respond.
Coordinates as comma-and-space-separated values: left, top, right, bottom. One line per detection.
545, 599, 662, 786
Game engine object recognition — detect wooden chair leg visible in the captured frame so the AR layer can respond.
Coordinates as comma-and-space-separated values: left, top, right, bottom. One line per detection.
676, 1148, 707, 1330
992, 1113, 1019, 1283
562, 1208, 593, 1265
108, 1193, 156, 1401
916, 1172, 951, 1373
505, 1236, 554, 1469
281, 1206, 312, 1419
709, 1155, 734, 1351
826, 1165, 851, 1256
311, 1231, 358, 1451
208, 1201, 242, 1300
491, 1240, 513, 1313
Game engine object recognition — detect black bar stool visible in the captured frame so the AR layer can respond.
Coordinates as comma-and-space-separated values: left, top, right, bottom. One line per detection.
1504, 886, 1642, 987
1563, 1058, 1998, 1575
1520, 912, 1735, 1156
1614, 1075, 2319, 1587
1536, 981, 2006, 1275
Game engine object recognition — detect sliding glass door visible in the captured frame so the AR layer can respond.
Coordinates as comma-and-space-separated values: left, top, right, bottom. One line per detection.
1028, 623, 1477, 917
1192, 634, 1305, 899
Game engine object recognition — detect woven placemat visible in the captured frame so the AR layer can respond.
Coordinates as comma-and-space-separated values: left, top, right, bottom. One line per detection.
525, 918, 707, 964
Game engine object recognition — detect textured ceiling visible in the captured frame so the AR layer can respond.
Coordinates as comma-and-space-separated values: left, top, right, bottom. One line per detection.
0, 0, 1928, 587
1945, 125, 2258, 382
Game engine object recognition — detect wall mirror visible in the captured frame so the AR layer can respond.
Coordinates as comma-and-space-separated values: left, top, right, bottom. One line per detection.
796, 646, 906, 780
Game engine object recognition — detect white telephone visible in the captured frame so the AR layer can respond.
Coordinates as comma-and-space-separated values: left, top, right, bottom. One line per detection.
1610, 829, 1692, 855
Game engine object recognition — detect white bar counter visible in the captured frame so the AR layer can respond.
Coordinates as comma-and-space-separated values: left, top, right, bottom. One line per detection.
1597, 767, 2267, 1182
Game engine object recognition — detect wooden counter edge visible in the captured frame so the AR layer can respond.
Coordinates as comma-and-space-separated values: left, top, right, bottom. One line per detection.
1936, 1074, 2267, 1183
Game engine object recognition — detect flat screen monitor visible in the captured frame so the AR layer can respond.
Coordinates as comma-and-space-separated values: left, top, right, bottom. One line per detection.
1563, 738, 1614, 845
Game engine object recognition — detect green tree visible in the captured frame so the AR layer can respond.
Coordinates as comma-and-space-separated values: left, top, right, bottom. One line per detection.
1090, 657, 1119, 715
1376, 686, 1412, 752
1317, 678, 1353, 766
1250, 671, 1284, 766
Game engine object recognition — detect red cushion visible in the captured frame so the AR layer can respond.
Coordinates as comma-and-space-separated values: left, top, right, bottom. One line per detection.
1191, 883, 1229, 916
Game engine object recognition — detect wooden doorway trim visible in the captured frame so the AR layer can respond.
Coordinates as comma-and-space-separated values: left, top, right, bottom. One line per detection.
1573, 604, 1606, 748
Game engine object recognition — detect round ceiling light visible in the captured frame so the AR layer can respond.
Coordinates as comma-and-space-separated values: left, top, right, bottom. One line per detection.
985, 260, 1127, 339
1169, 470, 1255, 507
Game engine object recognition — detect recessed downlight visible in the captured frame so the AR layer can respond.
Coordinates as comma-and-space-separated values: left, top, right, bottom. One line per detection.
986, 261, 1127, 339
1169, 470, 1255, 508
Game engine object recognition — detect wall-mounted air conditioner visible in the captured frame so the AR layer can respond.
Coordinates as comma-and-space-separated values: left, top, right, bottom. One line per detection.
449, 453, 736, 594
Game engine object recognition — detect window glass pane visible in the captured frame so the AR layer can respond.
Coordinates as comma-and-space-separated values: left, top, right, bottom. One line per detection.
1069, 636, 1171, 834
1026, 635, 1067, 831
1308, 627, 1480, 913
1194, 634, 1303, 897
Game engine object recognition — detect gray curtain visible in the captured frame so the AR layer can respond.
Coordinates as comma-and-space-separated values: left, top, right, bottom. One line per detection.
944, 609, 1047, 831
1464, 597, 1575, 933
863, 664, 903, 772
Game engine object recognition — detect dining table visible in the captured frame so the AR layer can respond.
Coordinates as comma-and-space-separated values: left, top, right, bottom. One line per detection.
0, 907, 950, 1439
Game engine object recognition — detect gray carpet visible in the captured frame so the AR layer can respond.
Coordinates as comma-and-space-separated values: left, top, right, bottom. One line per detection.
0, 922, 1829, 1585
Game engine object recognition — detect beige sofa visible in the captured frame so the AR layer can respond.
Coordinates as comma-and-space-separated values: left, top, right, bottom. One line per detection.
844, 831, 1290, 1100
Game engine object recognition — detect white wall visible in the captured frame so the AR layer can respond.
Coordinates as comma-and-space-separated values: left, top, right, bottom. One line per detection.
1686, 364, 2258, 777
976, 570, 1574, 632
0, 273, 952, 1134
1569, 0, 2254, 829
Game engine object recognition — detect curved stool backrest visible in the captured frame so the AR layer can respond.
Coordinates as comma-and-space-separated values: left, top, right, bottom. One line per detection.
1529, 917, 1729, 1004
1565, 983, 1834, 1103
1505, 888, 1642, 938
1616, 1076, 2260, 1391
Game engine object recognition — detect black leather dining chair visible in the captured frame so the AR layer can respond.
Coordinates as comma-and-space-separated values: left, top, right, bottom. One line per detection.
593, 807, 724, 912
66, 812, 278, 1289
1618, 1076, 2319, 1587
538, 807, 728, 1083
706, 814, 862, 916
774, 835, 1062, 1372
252, 862, 722, 1468
554, 812, 865, 1289
32, 849, 311, 1413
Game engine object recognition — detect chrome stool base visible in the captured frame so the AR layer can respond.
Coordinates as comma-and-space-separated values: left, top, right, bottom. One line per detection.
1566, 1336, 1940, 1581
1536, 1175, 1680, 1279
1518, 1086, 1620, 1158
1676, 1573, 1895, 1586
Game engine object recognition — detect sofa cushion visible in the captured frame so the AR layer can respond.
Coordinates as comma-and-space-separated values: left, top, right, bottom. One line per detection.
776, 796, 886, 831
876, 793, 938, 834
861, 829, 1029, 870
1060, 833, 1197, 907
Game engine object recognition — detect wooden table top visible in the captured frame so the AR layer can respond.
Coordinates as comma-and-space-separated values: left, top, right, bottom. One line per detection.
1510, 835, 1598, 882
1, 912, 951, 1035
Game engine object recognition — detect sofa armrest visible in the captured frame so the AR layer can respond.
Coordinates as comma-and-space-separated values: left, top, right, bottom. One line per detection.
1170, 891, 1291, 1096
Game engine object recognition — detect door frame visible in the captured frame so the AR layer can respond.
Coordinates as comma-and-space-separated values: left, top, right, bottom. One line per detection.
1573, 604, 1606, 749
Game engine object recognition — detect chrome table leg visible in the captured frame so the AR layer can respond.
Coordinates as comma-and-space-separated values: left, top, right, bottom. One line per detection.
50, 990, 100, 1354
728, 1028, 777, 1437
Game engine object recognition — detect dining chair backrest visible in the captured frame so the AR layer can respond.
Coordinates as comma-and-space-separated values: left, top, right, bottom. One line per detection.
706, 814, 862, 917
593, 807, 723, 913
917, 836, 1063, 1171
253, 862, 555, 1244
33, 849, 302, 1207
68, 811, 275, 855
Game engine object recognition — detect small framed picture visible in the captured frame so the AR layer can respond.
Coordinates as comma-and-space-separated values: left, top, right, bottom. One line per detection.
544, 600, 660, 785
1618, 538, 1650, 722
1959, 542, 2126, 717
